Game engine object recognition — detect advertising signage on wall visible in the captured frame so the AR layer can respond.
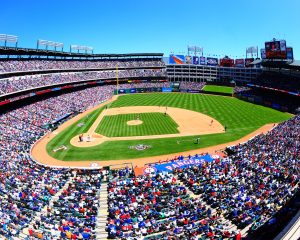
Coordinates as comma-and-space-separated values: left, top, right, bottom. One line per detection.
206, 57, 218, 66
185, 55, 192, 64
162, 87, 173, 92
235, 59, 245, 67
149, 154, 214, 173
193, 56, 199, 65
220, 58, 234, 67
169, 55, 185, 64
200, 56, 206, 65
245, 58, 254, 68
286, 47, 294, 60
261, 48, 266, 59
118, 89, 126, 94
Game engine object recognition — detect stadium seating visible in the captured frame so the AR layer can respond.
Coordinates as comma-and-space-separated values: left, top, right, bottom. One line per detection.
254, 71, 300, 94
179, 82, 206, 91
233, 86, 251, 94
26, 169, 103, 239
106, 171, 239, 239
0, 60, 165, 73
0, 69, 167, 95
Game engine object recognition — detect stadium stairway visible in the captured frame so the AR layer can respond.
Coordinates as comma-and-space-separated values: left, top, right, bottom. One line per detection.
18, 171, 77, 240
140, 177, 239, 239
176, 178, 240, 237
95, 182, 109, 240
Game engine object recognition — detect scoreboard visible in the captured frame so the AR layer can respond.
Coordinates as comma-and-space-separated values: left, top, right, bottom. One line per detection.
265, 40, 287, 59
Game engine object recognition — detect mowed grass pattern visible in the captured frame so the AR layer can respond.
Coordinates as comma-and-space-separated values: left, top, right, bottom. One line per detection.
95, 112, 179, 137
110, 93, 288, 134
47, 93, 292, 161
202, 85, 233, 94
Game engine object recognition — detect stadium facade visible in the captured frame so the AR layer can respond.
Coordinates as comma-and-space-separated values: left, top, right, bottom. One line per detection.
166, 64, 261, 84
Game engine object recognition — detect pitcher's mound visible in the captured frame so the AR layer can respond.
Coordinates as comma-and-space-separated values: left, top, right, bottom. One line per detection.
127, 120, 143, 126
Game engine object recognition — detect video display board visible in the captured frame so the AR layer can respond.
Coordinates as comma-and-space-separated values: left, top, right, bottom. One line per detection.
265, 40, 287, 59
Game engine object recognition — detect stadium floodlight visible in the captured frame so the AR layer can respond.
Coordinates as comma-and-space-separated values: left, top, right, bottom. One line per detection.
187, 45, 203, 56
37, 39, 64, 51
70, 44, 94, 54
0, 34, 18, 48
246, 46, 258, 58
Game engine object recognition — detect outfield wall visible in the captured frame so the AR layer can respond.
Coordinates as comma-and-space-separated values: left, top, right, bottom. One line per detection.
114, 87, 232, 96
236, 93, 291, 112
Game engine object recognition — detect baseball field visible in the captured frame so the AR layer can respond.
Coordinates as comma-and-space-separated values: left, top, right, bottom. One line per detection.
202, 85, 233, 94
32, 92, 292, 167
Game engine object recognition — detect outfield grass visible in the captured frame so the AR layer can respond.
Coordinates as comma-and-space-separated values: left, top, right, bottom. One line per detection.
46, 93, 292, 161
202, 85, 233, 94
95, 112, 179, 137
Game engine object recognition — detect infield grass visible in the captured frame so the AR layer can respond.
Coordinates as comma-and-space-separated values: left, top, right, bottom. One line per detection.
46, 93, 292, 161
202, 85, 233, 94
95, 112, 179, 137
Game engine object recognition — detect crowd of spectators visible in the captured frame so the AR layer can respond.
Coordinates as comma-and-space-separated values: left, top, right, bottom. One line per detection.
0, 69, 167, 95
26, 169, 103, 239
0, 59, 165, 73
175, 115, 299, 234
106, 171, 239, 239
233, 86, 251, 94
0, 153, 74, 239
179, 81, 206, 90
1, 85, 114, 128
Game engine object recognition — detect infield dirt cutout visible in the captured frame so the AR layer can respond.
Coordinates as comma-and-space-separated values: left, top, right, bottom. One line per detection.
69, 105, 224, 147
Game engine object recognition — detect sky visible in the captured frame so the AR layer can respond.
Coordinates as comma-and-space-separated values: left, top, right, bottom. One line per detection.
1, 0, 299, 59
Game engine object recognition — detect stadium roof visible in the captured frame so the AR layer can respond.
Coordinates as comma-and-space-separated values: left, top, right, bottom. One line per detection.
0, 46, 163, 59
261, 59, 300, 71
250, 59, 262, 65
289, 60, 300, 67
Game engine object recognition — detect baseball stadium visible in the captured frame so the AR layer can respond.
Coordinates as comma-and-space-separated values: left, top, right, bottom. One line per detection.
1, 1, 300, 240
